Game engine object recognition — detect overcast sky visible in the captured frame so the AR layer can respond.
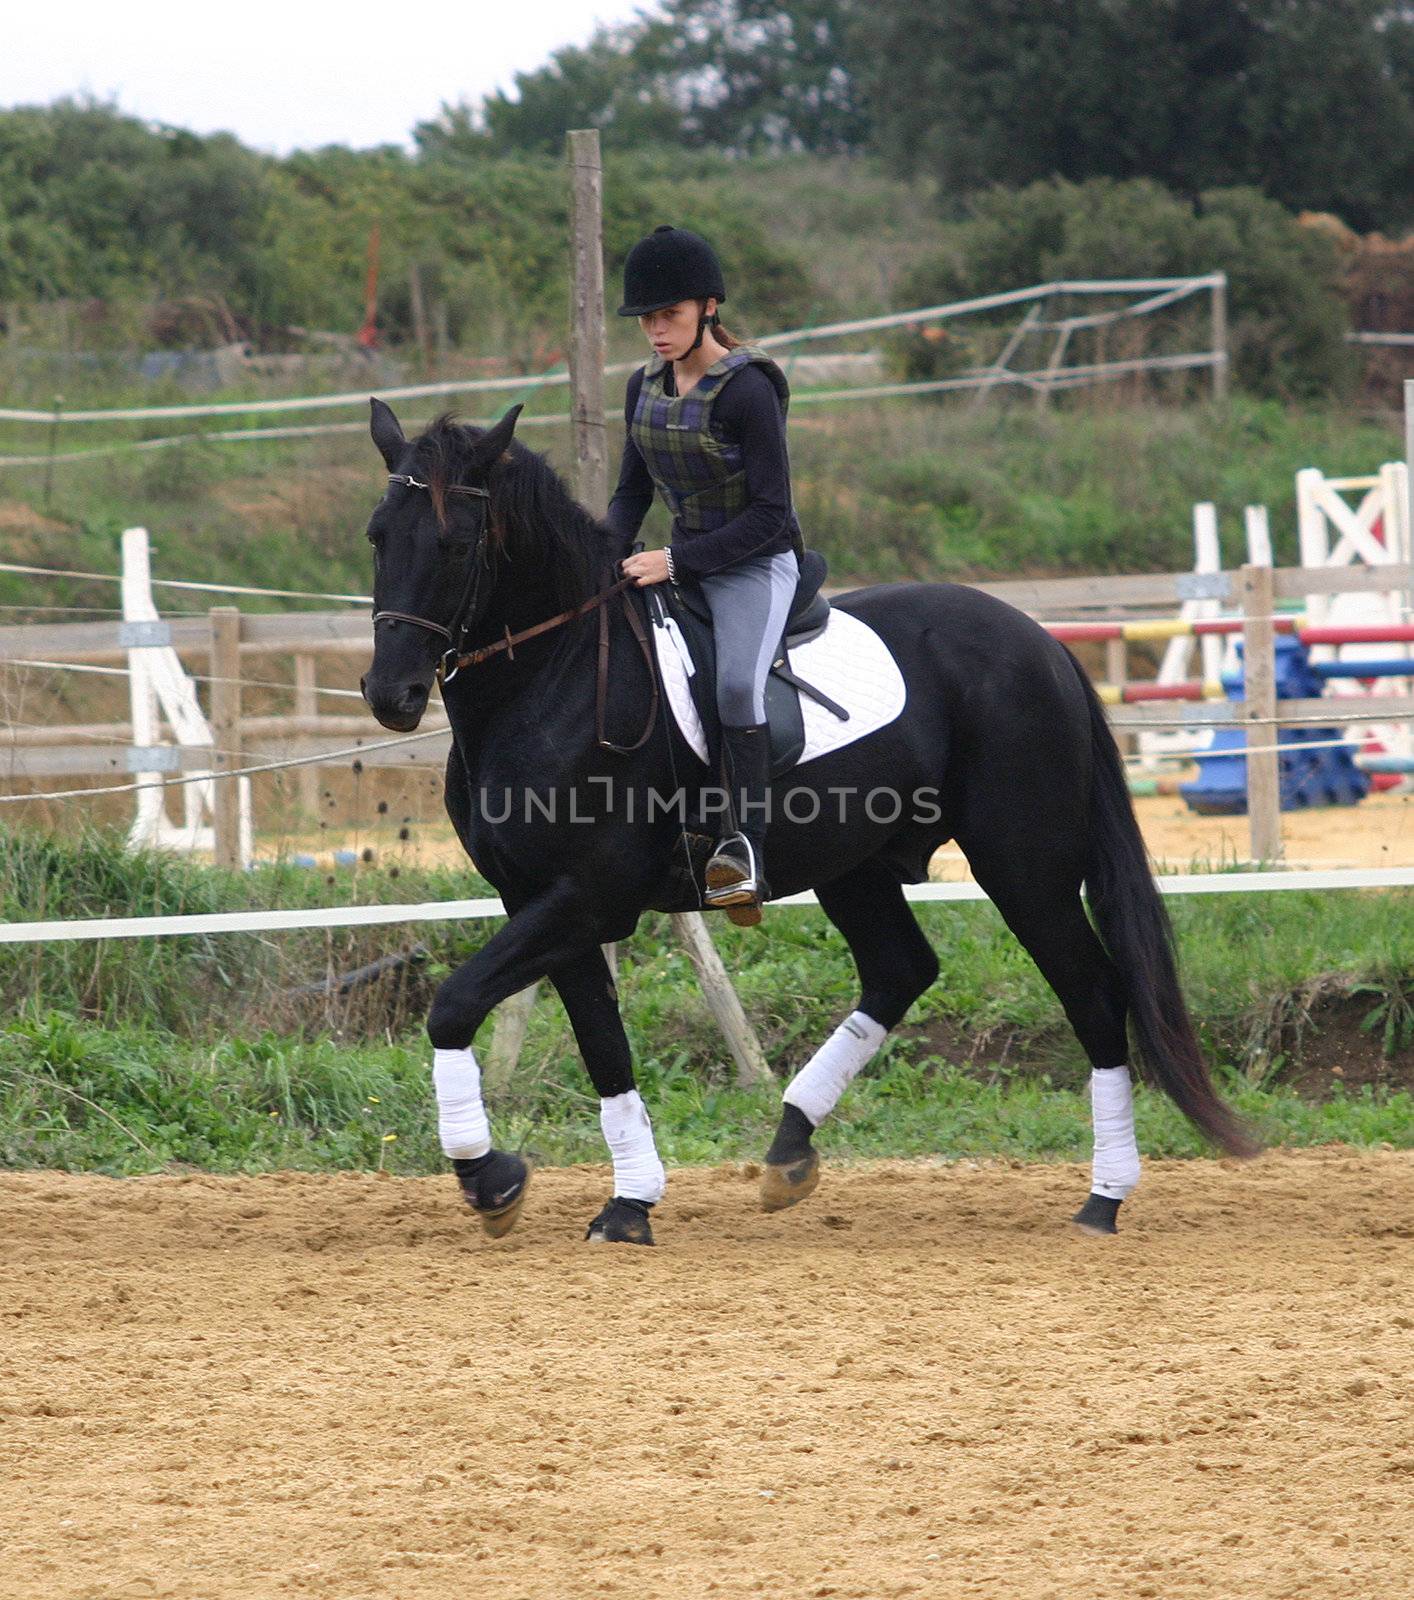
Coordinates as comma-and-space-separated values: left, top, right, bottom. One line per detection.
1, 0, 654, 153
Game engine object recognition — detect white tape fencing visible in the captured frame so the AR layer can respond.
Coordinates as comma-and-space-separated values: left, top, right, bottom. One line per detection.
1, 866, 1409, 945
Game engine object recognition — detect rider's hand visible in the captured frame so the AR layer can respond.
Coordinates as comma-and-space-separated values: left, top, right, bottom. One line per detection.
621, 549, 671, 586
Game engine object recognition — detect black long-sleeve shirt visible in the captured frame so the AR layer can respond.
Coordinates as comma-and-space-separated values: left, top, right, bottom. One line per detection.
605, 362, 798, 578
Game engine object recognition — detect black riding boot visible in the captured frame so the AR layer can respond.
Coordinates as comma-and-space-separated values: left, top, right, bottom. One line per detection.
704, 721, 771, 926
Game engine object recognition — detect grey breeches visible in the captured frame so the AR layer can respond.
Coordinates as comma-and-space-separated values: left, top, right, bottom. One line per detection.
697, 550, 800, 725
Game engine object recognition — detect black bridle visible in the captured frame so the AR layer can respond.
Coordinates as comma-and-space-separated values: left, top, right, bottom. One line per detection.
369, 470, 659, 752
371, 472, 492, 682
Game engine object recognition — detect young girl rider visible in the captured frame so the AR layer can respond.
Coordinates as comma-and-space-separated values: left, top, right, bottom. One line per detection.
613, 224, 805, 924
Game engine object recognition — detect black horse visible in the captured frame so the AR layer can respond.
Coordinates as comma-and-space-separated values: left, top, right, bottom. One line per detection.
360, 400, 1255, 1244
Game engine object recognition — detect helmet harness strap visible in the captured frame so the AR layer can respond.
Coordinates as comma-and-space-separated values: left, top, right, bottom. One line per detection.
687, 303, 719, 356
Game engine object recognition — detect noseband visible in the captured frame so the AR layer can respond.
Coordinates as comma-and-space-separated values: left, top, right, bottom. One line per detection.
371, 473, 492, 681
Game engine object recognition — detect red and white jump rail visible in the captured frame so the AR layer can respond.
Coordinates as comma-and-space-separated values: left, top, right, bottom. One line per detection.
1046, 616, 1414, 646
1049, 616, 1414, 705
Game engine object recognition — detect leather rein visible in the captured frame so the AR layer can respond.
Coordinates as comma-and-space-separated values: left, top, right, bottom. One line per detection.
371, 471, 659, 754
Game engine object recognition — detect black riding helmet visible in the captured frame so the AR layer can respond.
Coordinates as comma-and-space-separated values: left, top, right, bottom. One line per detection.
617, 224, 727, 317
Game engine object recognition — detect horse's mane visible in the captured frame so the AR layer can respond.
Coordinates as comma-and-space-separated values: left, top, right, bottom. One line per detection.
413, 415, 622, 611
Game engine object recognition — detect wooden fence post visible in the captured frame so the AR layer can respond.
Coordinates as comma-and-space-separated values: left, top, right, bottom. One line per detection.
478, 131, 772, 1098
293, 653, 319, 816
485, 982, 541, 1097
1105, 634, 1130, 754
485, 126, 608, 1096
1211, 275, 1229, 402
1405, 379, 1413, 498
670, 912, 773, 1089
567, 128, 608, 519
1240, 564, 1282, 863
209, 607, 243, 869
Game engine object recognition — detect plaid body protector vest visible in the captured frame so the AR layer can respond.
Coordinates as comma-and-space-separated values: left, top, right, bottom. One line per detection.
630, 345, 803, 553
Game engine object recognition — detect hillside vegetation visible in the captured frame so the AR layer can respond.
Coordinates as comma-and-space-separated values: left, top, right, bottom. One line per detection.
0, 398, 1400, 617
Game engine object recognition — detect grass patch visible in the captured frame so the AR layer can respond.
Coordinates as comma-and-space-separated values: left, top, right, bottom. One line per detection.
1, 399, 1400, 617
1, 826, 1410, 1175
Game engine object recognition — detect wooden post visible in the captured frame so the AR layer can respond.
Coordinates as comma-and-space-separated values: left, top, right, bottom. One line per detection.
293, 653, 319, 815
481, 130, 772, 1097
566, 128, 608, 517
1036, 323, 1071, 413
1405, 381, 1414, 646
485, 982, 541, 1096
670, 912, 773, 1089
1240, 564, 1282, 863
1405, 379, 1413, 499
1105, 634, 1131, 755
209, 607, 243, 869
1211, 275, 1229, 402
408, 264, 434, 374
483, 127, 611, 1087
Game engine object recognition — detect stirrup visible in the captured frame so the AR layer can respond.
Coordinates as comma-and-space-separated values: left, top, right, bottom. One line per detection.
703, 832, 760, 902
703, 833, 769, 925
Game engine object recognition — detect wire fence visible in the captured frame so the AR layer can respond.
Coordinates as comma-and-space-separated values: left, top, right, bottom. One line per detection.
0, 276, 1227, 471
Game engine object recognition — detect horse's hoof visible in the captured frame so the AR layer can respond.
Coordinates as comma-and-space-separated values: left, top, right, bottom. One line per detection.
760, 1148, 820, 1212
585, 1196, 655, 1245
1070, 1192, 1121, 1237
453, 1151, 531, 1239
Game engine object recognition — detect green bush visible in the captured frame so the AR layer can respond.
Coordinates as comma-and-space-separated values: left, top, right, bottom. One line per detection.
0, 99, 274, 308
883, 321, 977, 385
0, 104, 815, 363
895, 178, 1354, 401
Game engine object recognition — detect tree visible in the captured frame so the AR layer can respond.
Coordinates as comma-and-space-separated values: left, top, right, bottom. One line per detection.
858, 0, 1414, 230
652, 0, 870, 152
430, 22, 686, 157
435, 1, 870, 158
0, 100, 274, 307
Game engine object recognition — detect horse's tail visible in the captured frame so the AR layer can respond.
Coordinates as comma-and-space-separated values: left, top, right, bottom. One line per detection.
1070, 652, 1260, 1158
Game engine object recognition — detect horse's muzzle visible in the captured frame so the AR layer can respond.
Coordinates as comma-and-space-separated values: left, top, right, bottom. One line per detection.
361, 675, 429, 733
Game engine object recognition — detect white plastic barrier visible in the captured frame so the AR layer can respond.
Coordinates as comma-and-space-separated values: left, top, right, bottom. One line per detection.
1297, 463, 1413, 755
121, 528, 251, 863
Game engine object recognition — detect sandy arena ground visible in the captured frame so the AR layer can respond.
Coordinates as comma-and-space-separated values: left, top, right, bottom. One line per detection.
273, 789, 1414, 883
4, 1149, 1411, 1599
932, 791, 1414, 879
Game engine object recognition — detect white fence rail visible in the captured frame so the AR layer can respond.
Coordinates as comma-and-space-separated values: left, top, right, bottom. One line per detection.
2, 867, 1412, 947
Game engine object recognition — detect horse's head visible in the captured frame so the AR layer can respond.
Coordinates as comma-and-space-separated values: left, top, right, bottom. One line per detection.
360, 398, 522, 731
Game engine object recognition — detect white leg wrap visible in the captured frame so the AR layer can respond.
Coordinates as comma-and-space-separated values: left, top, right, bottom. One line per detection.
782, 1010, 888, 1127
1090, 1065, 1141, 1200
433, 1046, 491, 1160
599, 1090, 666, 1205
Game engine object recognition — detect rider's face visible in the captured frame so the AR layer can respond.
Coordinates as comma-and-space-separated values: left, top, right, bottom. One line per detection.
638, 297, 718, 361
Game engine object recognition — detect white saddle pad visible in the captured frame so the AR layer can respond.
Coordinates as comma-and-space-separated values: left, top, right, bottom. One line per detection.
652, 604, 907, 769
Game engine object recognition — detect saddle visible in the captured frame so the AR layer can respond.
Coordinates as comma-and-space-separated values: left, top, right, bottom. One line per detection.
654, 547, 847, 779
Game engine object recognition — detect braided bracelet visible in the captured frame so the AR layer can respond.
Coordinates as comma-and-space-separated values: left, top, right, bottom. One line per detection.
664, 547, 678, 584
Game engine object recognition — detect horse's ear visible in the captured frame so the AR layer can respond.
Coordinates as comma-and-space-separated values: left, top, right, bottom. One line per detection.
468, 403, 523, 472
370, 397, 406, 470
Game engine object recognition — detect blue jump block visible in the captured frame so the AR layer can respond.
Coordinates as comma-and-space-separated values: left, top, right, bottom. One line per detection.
1179, 636, 1371, 815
